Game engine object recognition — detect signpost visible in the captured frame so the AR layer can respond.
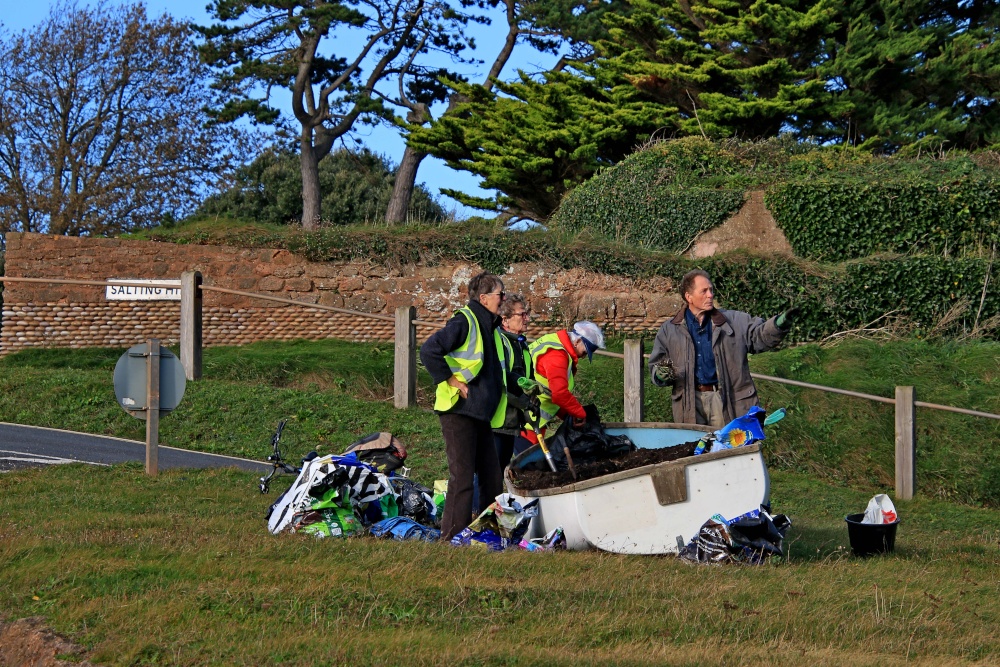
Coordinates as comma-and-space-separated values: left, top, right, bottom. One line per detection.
114, 340, 186, 475
105, 278, 182, 300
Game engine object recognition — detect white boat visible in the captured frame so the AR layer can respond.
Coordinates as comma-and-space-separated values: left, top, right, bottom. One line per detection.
505, 423, 771, 555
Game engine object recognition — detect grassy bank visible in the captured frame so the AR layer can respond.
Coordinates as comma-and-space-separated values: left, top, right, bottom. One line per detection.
1, 337, 998, 504
2, 339, 1000, 664
1, 463, 999, 665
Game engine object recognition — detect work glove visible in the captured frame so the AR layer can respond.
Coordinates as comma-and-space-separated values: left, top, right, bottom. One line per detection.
652, 359, 675, 386
517, 376, 543, 397
775, 305, 801, 330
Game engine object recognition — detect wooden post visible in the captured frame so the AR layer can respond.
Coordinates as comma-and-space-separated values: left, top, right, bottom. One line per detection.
895, 385, 915, 500
179, 271, 202, 381
624, 339, 645, 423
394, 306, 417, 408
146, 339, 161, 476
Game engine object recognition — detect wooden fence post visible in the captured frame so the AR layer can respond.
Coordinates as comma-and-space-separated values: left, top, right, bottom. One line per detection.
146, 338, 160, 476
180, 271, 202, 381
624, 339, 645, 423
394, 306, 417, 408
895, 385, 916, 500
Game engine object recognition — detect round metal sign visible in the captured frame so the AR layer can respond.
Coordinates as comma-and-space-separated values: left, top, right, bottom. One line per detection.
113, 343, 187, 419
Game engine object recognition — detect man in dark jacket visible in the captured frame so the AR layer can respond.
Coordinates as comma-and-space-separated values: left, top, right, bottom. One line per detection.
648, 269, 796, 427
420, 272, 512, 540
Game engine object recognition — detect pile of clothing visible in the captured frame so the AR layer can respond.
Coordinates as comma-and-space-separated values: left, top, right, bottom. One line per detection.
266, 432, 441, 541
264, 430, 564, 551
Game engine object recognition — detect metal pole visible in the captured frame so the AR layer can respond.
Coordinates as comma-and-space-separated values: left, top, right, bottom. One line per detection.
394, 306, 417, 408
624, 339, 645, 423
180, 271, 202, 381
146, 339, 161, 476
895, 386, 916, 500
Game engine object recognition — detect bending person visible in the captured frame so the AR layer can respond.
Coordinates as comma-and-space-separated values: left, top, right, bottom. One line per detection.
521, 320, 605, 447
647, 269, 796, 427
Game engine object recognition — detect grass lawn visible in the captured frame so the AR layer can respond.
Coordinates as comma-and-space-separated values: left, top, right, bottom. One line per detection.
1, 338, 999, 665
1, 463, 999, 666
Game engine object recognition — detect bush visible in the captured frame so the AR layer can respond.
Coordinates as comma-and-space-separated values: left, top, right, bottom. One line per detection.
196, 148, 447, 225
766, 156, 1000, 260
550, 137, 1000, 260
549, 138, 746, 252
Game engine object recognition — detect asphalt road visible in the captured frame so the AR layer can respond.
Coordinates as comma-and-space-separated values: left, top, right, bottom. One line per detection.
0, 422, 271, 474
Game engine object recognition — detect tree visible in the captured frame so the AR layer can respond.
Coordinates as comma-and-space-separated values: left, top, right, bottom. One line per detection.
597, 0, 839, 141
197, 0, 472, 229
196, 147, 446, 224
811, 0, 1000, 150
0, 2, 235, 236
595, 0, 1000, 150
385, 0, 639, 222
407, 65, 669, 220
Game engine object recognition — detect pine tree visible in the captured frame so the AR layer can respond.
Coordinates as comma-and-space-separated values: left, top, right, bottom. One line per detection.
408, 65, 669, 221
813, 0, 1000, 150
597, 0, 839, 140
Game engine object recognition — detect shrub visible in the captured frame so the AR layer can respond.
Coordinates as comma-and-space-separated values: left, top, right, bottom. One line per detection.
196, 148, 446, 225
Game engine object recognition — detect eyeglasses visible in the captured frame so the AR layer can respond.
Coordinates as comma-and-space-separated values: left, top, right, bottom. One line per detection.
487, 290, 505, 299
511, 311, 531, 319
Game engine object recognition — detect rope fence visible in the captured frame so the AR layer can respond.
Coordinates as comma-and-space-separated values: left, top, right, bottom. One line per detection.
3, 271, 999, 498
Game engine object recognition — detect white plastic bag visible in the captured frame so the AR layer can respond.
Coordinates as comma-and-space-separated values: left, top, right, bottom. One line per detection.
861, 494, 898, 524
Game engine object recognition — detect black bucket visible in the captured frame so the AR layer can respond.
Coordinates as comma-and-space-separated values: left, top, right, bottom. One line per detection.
845, 513, 899, 556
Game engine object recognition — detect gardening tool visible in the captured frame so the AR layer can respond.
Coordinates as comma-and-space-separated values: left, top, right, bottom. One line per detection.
763, 408, 787, 426
525, 397, 558, 473
525, 395, 577, 479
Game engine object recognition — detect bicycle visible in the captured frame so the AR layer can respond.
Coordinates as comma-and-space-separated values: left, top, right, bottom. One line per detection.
258, 420, 302, 494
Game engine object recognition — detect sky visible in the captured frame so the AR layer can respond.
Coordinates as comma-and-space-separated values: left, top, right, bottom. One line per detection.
0, 0, 564, 219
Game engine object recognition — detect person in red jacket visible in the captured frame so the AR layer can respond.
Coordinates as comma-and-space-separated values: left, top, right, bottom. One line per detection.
520, 320, 605, 447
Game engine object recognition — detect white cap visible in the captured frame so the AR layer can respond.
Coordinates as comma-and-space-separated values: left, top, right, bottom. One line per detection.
571, 320, 605, 361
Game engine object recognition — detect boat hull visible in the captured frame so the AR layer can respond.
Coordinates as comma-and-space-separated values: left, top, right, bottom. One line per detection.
505, 423, 770, 554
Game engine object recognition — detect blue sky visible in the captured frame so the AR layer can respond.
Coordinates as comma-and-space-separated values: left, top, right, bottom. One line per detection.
1, 0, 563, 219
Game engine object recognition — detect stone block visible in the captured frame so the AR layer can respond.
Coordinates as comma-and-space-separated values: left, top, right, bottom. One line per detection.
259, 276, 285, 291
339, 276, 364, 292
318, 293, 345, 308
344, 293, 386, 313
274, 266, 306, 278
284, 277, 313, 291
306, 263, 341, 278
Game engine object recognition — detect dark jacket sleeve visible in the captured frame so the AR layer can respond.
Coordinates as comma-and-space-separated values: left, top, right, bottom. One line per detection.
419, 313, 470, 385
648, 320, 674, 387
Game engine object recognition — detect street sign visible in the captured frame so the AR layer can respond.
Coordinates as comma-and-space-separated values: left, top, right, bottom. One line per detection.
105, 278, 182, 301
114, 343, 186, 419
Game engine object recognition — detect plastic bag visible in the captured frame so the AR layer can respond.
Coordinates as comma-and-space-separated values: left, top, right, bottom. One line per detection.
708, 406, 767, 453
450, 494, 539, 550
862, 494, 898, 524
390, 477, 437, 526
341, 432, 407, 473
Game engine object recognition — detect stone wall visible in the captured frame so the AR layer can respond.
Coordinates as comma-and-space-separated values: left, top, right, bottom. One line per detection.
1, 232, 683, 354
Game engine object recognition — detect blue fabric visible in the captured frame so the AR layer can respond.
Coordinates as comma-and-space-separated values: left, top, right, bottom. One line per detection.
369, 516, 440, 542
685, 309, 718, 386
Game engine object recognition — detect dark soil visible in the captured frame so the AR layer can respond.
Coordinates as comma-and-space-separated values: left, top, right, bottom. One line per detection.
510, 441, 698, 490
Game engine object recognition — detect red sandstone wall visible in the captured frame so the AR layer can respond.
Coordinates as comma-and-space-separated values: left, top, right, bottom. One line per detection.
1, 232, 682, 354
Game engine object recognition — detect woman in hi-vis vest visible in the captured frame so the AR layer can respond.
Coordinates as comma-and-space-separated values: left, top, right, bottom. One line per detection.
419, 272, 517, 541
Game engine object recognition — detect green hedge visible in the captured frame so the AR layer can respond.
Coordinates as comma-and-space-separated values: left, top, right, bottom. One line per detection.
548, 137, 1000, 259
766, 172, 1000, 260
549, 139, 746, 252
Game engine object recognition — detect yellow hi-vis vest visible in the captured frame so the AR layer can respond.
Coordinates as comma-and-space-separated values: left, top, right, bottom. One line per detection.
528, 332, 574, 430
433, 307, 510, 428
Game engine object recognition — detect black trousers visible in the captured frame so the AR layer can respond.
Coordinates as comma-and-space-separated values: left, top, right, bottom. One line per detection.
439, 413, 502, 541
